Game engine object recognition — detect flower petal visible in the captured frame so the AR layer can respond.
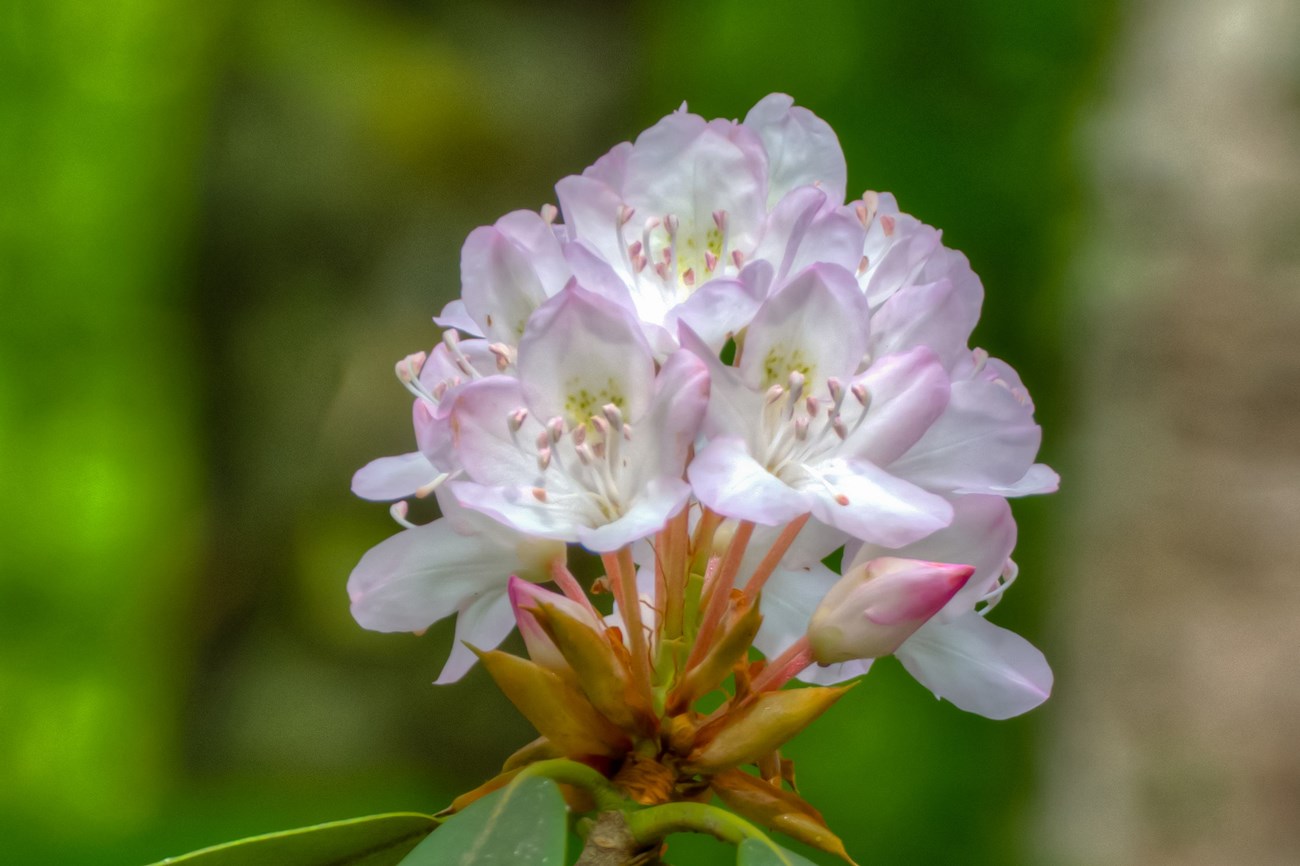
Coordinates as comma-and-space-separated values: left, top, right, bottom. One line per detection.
838, 347, 951, 467
689, 435, 813, 526
751, 186, 864, 287
576, 477, 692, 553
890, 378, 1042, 494
460, 222, 549, 344
516, 287, 656, 425
895, 612, 1052, 719
805, 457, 953, 546
351, 452, 438, 501
434, 589, 517, 684
432, 299, 484, 336
740, 263, 872, 391
743, 93, 848, 206
870, 276, 982, 372
664, 265, 770, 353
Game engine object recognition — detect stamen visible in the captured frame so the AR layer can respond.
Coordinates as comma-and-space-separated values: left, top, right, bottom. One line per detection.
531, 487, 548, 502
880, 214, 896, 236
704, 250, 718, 272
805, 396, 820, 417
394, 351, 427, 385
618, 204, 636, 227
795, 417, 809, 440
602, 403, 624, 431
851, 383, 870, 406
826, 377, 845, 408
547, 416, 565, 443
489, 342, 514, 371
508, 407, 529, 433
765, 384, 786, 405
787, 370, 806, 404
540, 203, 558, 224
389, 500, 418, 530
682, 268, 695, 287
857, 255, 869, 275
731, 249, 745, 269
415, 471, 452, 499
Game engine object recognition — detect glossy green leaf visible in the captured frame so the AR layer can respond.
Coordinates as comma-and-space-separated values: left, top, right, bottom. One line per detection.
736, 836, 822, 866
149, 813, 437, 866
398, 776, 566, 865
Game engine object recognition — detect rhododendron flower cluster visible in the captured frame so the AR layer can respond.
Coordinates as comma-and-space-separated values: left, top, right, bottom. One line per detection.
349, 93, 1056, 853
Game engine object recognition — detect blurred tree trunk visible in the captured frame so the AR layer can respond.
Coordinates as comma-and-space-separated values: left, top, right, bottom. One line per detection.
1039, 1, 1300, 864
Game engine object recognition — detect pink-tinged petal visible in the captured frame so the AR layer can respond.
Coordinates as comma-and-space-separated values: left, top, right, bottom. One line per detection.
565, 244, 678, 354
805, 457, 953, 546
432, 299, 484, 336
860, 214, 943, 307
460, 224, 548, 344
448, 377, 542, 487
967, 463, 1059, 497
752, 560, 837, 651
449, 479, 587, 544
689, 436, 813, 525
555, 174, 630, 281
623, 110, 768, 252
494, 209, 570, 297
351, 452, 438, 501
577, 477, 692, 553
434, 589, 516, 684
582, 140, 633, 188
743, 93, 848, 206
750, 187, 864, 286
870, 277, 982, 372
625, 348, 710, 487
890, 378, 1042, 494
664, 264, 769, 353
740, 263, 872, 390
839, 347, 951, 466
677, 323, 766, 441
508, 576, 605, 673
849, 494, 1017, 624
895, 612, 1052, 719
516, 287, 656, 425
348, 518, 548, 634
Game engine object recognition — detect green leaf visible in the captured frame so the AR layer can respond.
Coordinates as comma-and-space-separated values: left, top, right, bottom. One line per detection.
736, 836, 822, 866
399, 776, 566, 865
149, 813, 437, 866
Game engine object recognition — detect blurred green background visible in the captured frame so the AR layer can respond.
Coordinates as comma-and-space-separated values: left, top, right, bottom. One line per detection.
2, 1, 1120, 863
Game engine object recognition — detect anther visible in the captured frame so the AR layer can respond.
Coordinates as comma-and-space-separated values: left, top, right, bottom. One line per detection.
571, 423, 587, 446
618, 204, 636, 227
537, 447, 552, 471
654, 262, 670, 281
602, 404, 624, 430
389, 500, 418, 530
591, 415, 610, 438
854, 203, 869, 228
628, 240, 643, 258
826, 377, 844, 407
532, 487, 548, 502
834, 493, 851, 506
489, 342, 514, 372
857, 255, 869, 276
787, 370, 806, 402
712, 210, 728, 232
765, 384, 786, 405
831, 414, 848, 439
731, 250, 745, 269
432, 381, 448, 401
508, 407, 529, 432
664, 214, 679, 237
850, 383, 870, 408
880, 214, 896, 236
575, 442, 594, 465
540, 203, 558, 224
682, 268, 695, 287
795, 417, 810, 440
704, 250, 718, 272
621, 422, 633, 441
394, 351, 427, 384
805, 396, 820, 417
547, 417, 565, 443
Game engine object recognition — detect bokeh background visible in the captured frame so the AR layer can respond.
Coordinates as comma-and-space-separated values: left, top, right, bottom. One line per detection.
5, 1, 1299, 864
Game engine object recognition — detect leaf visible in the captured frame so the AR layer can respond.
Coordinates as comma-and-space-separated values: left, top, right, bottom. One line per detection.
735, 837, 821, 866
399, 776, 567, 865
149, 813, 437, 866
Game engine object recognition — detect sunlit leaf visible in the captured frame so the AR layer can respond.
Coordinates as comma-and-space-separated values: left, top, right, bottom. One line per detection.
149, 812, 436, 865
399, 776, 566, 865
735, 836, 821, 866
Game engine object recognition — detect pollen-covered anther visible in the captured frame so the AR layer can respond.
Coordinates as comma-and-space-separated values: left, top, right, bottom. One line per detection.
805, 396, 820, 417
850, 383, 870, 407
830, 414, 848, 440
531, 487, 548, 502
540, 203, 558, 224
732, 249, 745, 269
834, 493, 850, 506
547, 416, 565, 443
602, 403, 624, 431
704, 250, 718, 272
508, 407, 529, 433
617, 204, 636, 227
664, 214, 680, 237
765, 384, 786, 405
857, 255, 869, 276
654, 262, 670, 281
682, 268, 696, 287
787, 370, 806, 403
489, 342, 515, 372
880, 214, 896, 236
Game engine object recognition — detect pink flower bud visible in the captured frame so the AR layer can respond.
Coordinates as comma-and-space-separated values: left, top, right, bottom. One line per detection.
808, 557, 975, 663
507, 576, 604, 674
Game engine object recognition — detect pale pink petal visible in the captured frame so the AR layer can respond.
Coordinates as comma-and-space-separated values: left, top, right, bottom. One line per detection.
555, 174, 630, 281
689, 435, 813, 526
890, 378, 1042, 494
664, 266, 769, 353
895, 612, 1052, 719
434, 589, 516, 684
967, 463, 1059, 497
576, 478, 692, 553
805, 457, 952, 546
516, 287, 656, 424
743, 93, 848, 206
432, 299, 484, 336
624, 348, 710, 488
739, 263, 872, 391
447, 377, 543, 488
460, 223, 549, 343
860, 215, 943, 307
750, 186, 863, 285
677, 324, 766, 441
351, 452, 438, 501
494, 209, 570, 296
582, 140, 633, 188
838, 347, 951, 466
870, 276, 982, 372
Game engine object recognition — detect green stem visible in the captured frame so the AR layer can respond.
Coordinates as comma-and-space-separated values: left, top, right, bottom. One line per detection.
513, 759, 628, 812
625, 801, 776, 850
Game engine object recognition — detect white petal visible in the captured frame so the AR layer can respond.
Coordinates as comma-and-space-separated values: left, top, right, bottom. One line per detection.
750, 186, 863, 286
664, 268, 768, 353
449, 480, 586, 544
348, 519, 519, 634
890, 378, 1042, 494
839, 347, 951, 467
351, 452, 438, 501
624, 348, 710, 489
870, 277, 982, 372
460, 223, 549, 343
677, 324, 766, 442
577, 478, 692, 553
432, 299, 484, 336
895, 612, 1052, 719
740, 263, 871, 391
448, 377, 542, 488
962, 463, 1059, 497
806, 457, 953, 546
689, 436, 813, 526
751, 562, 838, 656
517, 287, 656, 425
743, 93, 848, 206
434, 589, 517, 684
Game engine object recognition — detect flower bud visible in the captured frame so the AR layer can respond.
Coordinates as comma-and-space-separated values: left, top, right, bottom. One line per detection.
808, 557, 975, 664
507, 576, 603, 675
